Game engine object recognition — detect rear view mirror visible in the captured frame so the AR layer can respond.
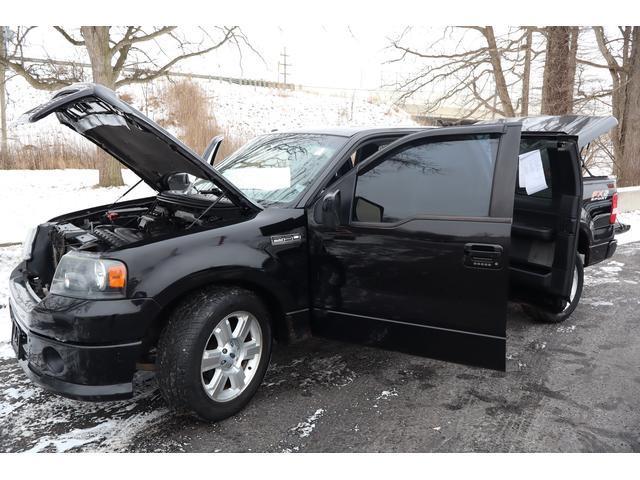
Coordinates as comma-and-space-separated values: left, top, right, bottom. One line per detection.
165, 172, 191, 191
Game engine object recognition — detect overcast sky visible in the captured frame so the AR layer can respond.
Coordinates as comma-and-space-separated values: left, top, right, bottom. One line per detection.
7, 25, 425, 90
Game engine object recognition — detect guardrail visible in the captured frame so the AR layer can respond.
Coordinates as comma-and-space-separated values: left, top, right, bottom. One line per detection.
618, 186, 640, 212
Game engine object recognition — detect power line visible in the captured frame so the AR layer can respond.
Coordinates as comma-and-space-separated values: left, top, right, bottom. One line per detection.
278, 47, 292, 85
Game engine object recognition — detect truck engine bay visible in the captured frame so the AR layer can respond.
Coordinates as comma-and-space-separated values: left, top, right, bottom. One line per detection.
25, 192, 245, 297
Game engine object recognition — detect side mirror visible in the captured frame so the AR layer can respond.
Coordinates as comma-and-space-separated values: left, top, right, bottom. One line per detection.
203, 135, 224, 166
354, 196, 383, 223
165, 172, 191, 191
318, 190, 341, 227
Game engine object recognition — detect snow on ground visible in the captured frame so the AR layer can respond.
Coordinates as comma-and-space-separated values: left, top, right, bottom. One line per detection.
0, 169, 154, 245
0, 364, 168, 452
290, 408, 325, 438
0, 245, 23, 346
617, 210, 640, 245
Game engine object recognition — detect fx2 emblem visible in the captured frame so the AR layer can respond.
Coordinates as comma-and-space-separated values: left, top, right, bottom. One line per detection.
591, 190, 610, 201
270, 233, 302, 246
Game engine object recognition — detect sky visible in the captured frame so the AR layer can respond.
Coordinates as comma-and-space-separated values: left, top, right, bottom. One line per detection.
162, 25, 419, 90
4, 25, 419, 90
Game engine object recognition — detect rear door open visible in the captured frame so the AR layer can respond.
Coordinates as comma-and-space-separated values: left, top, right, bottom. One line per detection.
510, 134, 583, 309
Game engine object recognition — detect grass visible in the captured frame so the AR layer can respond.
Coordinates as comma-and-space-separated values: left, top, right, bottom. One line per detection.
0, 139, 96, 170
157, 79, 243, 163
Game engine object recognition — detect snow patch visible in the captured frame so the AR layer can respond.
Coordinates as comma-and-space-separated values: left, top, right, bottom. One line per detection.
584, 259, 624, 287
290, 408, 325, 438
26, 422, 113, 453
617, 211, 640, 246
375, 389, 399, 401
0, 342, 15, 360
532, 341, 547, 351
557, 324, 577, 333
0, 245, 23, 344
0, 368, 167, 452
582, 299, 614, 307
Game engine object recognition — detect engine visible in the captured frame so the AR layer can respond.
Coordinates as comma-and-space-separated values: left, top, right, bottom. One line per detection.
49, 198, 223, 266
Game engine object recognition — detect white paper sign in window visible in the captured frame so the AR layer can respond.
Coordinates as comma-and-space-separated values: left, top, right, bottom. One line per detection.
518, 150, 548, 195
223, 167, 291, 191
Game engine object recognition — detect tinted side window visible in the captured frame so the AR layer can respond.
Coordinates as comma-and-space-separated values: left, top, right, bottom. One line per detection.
353, 135, 499, 223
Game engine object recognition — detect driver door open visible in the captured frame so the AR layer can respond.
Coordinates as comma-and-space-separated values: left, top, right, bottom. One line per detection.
307, 123, 522, 370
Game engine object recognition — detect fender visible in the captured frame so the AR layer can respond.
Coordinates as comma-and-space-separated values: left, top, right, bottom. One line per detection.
155, 264, 298, 314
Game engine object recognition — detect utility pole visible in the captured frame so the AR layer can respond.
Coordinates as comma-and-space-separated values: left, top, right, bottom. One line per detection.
278, 47, 292, 85
0, 26, 8, 160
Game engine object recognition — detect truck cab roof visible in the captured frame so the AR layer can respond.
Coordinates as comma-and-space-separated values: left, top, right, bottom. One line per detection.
279, 114, 617, 149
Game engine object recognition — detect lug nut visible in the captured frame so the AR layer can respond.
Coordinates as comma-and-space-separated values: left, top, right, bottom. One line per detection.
222, 348, 228, 354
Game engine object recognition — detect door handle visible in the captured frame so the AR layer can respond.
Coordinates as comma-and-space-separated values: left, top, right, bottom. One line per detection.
463, 243, 503, 269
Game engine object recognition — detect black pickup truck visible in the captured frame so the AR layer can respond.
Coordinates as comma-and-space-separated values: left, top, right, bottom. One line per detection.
9, 84, 619, 421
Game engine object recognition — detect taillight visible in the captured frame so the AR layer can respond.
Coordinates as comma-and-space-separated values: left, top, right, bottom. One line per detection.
610, 192, 618, 225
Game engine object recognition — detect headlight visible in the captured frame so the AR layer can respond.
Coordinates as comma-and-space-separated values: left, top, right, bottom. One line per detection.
22, 227, 37, 261
50, 251, 127, 299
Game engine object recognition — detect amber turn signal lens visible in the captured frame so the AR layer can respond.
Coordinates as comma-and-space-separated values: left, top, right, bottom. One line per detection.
107, 264, 127, 289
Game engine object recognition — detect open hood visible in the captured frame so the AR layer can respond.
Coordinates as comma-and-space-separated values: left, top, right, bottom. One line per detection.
21, 83, 259, 211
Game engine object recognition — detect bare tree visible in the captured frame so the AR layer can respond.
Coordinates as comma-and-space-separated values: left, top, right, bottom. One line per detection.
520, 27, 534, 116
540, 27, 580, 114
387, 27, 544, 120
0, 26, 253, 186
0, 27, 8, 162
591, 26, 640, 187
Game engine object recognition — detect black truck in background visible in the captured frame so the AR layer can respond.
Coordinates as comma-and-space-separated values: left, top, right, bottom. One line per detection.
9, 84, 621, 421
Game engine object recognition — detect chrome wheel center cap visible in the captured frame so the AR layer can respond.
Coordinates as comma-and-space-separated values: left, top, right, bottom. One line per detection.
220, 343, 237, 369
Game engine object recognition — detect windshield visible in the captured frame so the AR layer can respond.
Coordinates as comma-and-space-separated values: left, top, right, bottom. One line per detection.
188, 133, 347, 207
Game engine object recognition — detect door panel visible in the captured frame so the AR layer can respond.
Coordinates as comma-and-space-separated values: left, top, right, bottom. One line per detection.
308, 123, 522, 370
510, 135, 583, 307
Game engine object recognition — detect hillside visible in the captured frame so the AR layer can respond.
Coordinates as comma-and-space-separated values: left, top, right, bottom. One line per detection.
4, 75, 417, 154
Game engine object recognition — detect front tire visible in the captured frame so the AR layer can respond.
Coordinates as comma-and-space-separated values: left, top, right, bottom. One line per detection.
522, 255, 584, 324
157, 286, 272, 422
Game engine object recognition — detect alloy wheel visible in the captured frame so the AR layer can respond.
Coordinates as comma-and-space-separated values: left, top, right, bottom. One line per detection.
200, 311, 263, 402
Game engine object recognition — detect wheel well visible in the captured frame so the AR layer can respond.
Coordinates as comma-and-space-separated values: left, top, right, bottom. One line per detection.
144, 281, 289, 357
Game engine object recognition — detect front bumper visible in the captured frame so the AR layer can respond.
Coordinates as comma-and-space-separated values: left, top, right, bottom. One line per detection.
9, 267, 160, 401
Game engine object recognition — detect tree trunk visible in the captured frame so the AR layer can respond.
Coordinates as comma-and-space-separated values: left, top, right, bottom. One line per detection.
482, 27, 516, 117
521, 27, 533, 116
618, 27, 640, 186
80, 26, 124, 187
0, 26, 8, 165
541, 27, 579, 115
